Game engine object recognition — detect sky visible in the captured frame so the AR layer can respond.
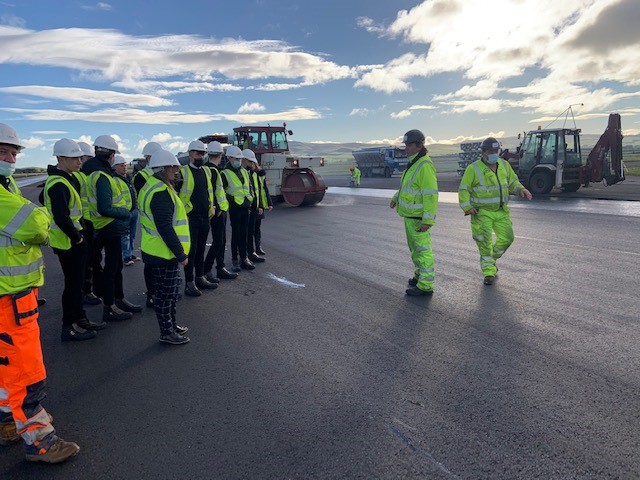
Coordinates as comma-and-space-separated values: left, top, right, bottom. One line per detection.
1, 0, 640, 167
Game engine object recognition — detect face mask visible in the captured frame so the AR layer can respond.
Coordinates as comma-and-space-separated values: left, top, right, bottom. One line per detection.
193, 158, 204, 168
486, 153, 499, 164
232, 160, 242, 169
0, 160, 16, 177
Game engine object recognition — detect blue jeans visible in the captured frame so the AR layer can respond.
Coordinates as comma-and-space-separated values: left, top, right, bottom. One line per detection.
121, 209, 139, 259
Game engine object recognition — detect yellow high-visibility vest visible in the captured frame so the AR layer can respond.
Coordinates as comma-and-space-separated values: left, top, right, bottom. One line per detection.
43, 175, 82, 250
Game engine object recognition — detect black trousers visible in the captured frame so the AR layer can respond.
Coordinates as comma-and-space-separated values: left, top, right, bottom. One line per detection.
247, 208, 259, 256
93, 231, 124, 306
204, 211, 227, 274
144, 264, 155, 298
184, 214, 210, 282
151, 263, 180, 337
254, 216, 262, 250
229, 207, 249, 261
56, 241, 88, 325
82, 220, 95, 295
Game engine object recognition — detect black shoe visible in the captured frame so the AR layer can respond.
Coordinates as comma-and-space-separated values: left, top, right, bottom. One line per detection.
160, 332, 190, 345
37, 297, 46, 307
61, 323, 97, 342
204, 272, 220, 284
184, 282, 202, 297
241, 259, 255, 270
248, 253, 265, 263
103, 305, 133, 321
405, 286, 433, 296
146, 296, 154, 308
231, 259, 241, 272
217, 268, 238, 280
83, 293, 102, 305
76, 317, 107, 331
195, 277, 218, 290
256, 246, 266, 255
408, 277, 418, 287
175, 324, 189, 335
483, 276, 495, 285
115, 298, 142, 313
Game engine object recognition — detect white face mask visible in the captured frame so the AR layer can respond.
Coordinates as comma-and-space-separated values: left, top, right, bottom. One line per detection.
486, 153, 499, 164
0, 160, 16, 177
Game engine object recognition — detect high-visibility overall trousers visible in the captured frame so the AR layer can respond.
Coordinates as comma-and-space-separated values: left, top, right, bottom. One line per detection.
0, 288, 55, 445
470, 209, 514, 277
404, 218, 434, 291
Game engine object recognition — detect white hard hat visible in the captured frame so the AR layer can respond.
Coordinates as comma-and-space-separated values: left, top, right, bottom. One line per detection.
0, 123, 24, 150
142, 141, 162, 157
188, 140, 206, 152
113, 155, 127, 166
207, 141, 223, 154
149, 149, 180, 168
242, 148, 258, 163
77, 141, 93, 157
94, 134, 120, 153
226, 145, 244, 159
53, 138, 84, 158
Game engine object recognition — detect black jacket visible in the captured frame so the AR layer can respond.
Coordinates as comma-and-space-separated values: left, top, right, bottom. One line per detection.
141, 185, 188, 266
82, 156, 130, 236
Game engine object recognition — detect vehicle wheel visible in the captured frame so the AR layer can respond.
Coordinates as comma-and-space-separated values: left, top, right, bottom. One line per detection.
562, 183, 580, 193
384, 166, 392, 178
528, 171, 553, 194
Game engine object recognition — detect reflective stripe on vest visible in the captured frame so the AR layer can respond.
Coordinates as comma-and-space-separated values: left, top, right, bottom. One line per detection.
395, 153, 438, 221
139, 176, 190, 260
211, 168, 229, 212
72, 171, 91, 220
460, 159, 514, 211
87, 170, 127, 229
178, 165, 213, 214
114, 176, 133, 211
258, 175, 268, 208
44, 175, 82, 250
222, 168, 253, 205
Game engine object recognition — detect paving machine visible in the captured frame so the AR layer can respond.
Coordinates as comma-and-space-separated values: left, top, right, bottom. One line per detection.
500, 112, 625, 194
200, 124, 327, 207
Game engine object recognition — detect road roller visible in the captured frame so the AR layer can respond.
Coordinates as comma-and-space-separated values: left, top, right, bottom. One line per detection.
201, 124, 327, 207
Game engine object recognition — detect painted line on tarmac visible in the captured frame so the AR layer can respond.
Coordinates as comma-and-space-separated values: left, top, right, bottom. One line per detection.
266, 272, 305, 288
327, 187, 640, 218
16, 174, 47, 187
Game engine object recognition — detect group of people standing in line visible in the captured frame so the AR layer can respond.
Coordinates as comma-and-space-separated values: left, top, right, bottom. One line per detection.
0, 122, 271, 463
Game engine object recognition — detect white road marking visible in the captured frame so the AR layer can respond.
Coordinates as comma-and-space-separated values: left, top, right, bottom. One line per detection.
266, 272, 305, 288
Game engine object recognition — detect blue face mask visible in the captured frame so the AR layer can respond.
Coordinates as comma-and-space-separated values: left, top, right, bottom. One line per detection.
232, 160, 242, 169
486, 153, 499, 164
0, 160, 16, 177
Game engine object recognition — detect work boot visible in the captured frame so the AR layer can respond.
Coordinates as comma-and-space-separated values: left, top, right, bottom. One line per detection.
103, 305, 133, 322
184, 282, 202, 297
0, 417, 20, 446
241, 259, 255, 270
408, 277, 418, 287
231, 259, 241, 272
217, 267, 238, 280
115, 298, 142, 313
248, 253, 265, 263
123, 257, 135, 266
76, 317, 107, 331
204, 272, 220, 284
83, 293, 102, 305
159, 332, 190, 345
255, 246, 266, 255
405, 286, 433, 296
25, 433, 79, 464
483, 276, 495, 285
195, 276, 218, 290
175, 324, 189, 335
61, 323, 97, 342
37, 297, 47, 307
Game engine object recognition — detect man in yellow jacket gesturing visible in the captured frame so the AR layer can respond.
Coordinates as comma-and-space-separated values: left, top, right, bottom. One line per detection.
458, 137, 532, 285
390, 129, 438, 296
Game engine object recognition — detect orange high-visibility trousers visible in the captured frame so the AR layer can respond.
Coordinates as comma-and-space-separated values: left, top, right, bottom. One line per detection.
0, 288, 54, 444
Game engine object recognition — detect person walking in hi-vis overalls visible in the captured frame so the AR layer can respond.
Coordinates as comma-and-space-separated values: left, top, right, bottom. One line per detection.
390, 129, 438, 296
458, 137, 532, 285
0, 123, 80, 463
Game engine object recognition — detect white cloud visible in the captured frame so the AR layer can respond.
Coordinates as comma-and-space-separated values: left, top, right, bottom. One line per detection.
31, 130, 68, 135
150, 133, 178, 143
624, 129, 640, 135
237, 102, 266, 114
112, 80, 243, 96
0, 85, 172, 107
249, 83, 304, 91
390, 104, 438, 119
80, 2, 112, 11
0, 13, 25, 27
349, 108, 373, 117
0, 26, 356, 91
390, 110, 412, 120
356, 16, 386, 35
21, 136, 45, 149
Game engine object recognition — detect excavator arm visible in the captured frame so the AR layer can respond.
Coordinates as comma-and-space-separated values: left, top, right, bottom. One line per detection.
581, 113, 625, 186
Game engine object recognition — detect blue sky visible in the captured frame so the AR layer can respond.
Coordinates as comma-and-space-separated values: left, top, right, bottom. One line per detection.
1, 0, 639, 167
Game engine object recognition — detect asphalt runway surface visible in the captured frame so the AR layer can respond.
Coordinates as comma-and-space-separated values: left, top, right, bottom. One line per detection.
1, 184, 639, 479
